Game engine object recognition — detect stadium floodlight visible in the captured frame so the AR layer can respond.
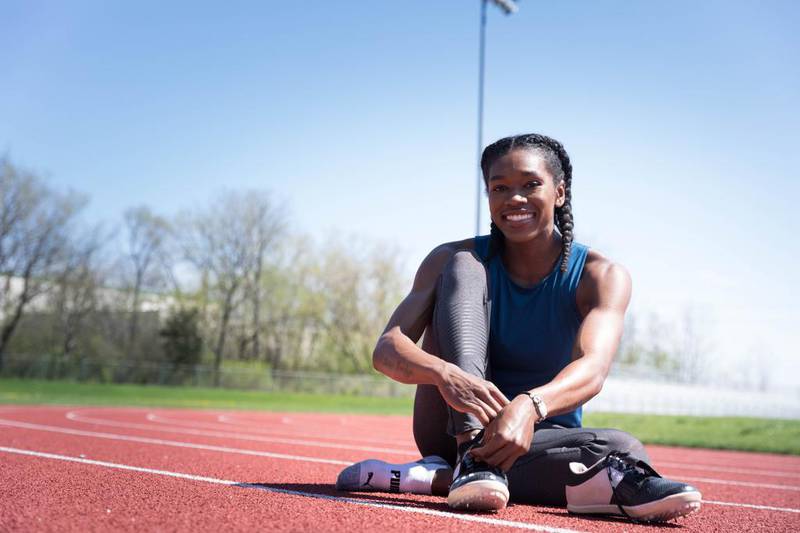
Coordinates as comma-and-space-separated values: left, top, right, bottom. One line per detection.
475, 0, 519, 236
491, 0, 518, 15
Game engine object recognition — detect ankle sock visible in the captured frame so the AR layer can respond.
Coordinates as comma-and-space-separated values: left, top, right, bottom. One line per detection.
336, 456, 451, 495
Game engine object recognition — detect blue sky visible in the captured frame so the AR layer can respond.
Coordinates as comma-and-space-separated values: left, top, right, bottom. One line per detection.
2, 1, 798, 389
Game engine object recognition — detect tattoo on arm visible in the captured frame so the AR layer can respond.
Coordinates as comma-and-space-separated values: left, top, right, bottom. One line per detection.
379, 351, 414, 380
396, 359, 412, 379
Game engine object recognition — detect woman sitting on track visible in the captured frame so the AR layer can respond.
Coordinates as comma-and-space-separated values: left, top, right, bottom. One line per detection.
336, 133, 701, 522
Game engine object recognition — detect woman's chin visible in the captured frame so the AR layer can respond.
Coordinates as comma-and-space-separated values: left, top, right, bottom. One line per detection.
501, 228, 540, 244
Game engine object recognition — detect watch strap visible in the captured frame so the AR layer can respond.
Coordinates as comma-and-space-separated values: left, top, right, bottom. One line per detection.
526, 392, 547, 422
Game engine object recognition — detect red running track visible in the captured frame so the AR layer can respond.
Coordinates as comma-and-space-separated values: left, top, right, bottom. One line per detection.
1, 405, 798, 532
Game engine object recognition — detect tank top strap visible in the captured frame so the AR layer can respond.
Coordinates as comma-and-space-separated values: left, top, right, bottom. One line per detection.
473, 235, 492, 262
562, 242, 590, 300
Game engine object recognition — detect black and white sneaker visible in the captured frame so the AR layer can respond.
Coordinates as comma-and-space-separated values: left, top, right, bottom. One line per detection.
447, 431, 509, 512
566, 452, 701, 522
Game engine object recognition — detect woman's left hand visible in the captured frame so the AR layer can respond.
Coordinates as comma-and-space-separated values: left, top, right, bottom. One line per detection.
470, 394, 536, 472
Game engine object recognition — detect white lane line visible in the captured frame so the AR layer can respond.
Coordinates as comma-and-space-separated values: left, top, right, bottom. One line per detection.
147, 413, 410, 447
77, 411, 800, 487
0, 446, 582, 533
703, 500, 800, 514
5, 418, 800, 515
0, 418, 349, 466
66, 411, 417, 456
673, 475, 800, 492
656, 461, 799, 479
217, 414, 289, 425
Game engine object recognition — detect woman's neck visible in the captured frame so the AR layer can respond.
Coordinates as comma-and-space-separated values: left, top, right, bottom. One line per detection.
501, 230, 563, 287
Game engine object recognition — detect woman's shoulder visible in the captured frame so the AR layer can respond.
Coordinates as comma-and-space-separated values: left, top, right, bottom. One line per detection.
576, 247, 632, 314
581, 248, 627, 277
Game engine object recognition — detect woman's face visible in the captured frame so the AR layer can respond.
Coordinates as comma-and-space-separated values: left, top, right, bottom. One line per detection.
486, 148, 565, 245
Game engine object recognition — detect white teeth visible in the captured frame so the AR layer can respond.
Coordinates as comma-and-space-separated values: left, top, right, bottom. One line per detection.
506, 213, 533, 222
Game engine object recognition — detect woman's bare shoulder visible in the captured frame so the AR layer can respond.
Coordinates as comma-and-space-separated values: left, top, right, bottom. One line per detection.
582, 248, 629, 280
577, 248, 632, 315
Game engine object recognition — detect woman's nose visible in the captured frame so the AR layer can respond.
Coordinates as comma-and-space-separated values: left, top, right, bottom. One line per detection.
508, 191, 527, 203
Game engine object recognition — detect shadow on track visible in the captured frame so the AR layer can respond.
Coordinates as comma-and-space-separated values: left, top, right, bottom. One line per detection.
238, 483, 691, 527
238, 482, 458, 512
536, 510, 685, 529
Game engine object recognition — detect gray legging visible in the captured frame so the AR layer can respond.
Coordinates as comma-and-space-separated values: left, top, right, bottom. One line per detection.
412, 250, 649, 506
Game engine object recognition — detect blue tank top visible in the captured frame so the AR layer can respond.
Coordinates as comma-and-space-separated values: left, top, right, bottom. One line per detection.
474, 235, 590, 428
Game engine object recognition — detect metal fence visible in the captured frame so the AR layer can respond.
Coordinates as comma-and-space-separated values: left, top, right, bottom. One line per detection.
585, 377, 800, 420
2, 354, 798, 419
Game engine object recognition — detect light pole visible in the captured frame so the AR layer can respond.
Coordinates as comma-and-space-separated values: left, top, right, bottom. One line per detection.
475, 0, 518, 236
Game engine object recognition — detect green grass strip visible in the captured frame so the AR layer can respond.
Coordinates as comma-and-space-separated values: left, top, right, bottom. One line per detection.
582, 412, 800, 456
1, 378, 797, 455
0, 378, 412, 414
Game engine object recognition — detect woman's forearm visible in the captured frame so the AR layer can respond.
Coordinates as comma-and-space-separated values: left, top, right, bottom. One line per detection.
530, 300, 624, 418
373, 326, 447, 385
527, 355, 607, 418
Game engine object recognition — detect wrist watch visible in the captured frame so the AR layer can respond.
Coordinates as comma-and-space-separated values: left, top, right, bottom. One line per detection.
526, 392, 548, 423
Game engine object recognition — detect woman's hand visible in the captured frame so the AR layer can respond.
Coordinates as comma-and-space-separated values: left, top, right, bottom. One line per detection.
470, 394, 536, 471
435, 363, 509, 426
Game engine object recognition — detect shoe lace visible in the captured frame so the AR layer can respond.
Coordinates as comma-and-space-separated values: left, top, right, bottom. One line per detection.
457, 430, 504, 477
604, 452, 661, 522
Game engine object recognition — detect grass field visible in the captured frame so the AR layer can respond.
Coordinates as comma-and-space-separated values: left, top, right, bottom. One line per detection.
2, 378, 798, 455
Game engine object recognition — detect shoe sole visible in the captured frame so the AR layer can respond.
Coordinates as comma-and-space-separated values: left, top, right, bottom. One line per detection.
568, 491, 702, 522
447, 479, 509, 512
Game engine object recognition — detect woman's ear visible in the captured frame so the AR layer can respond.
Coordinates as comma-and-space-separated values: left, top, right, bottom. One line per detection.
555, 181, 566, 208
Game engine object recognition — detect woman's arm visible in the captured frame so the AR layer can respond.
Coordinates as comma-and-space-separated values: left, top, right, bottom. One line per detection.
528, 255, 632, 416
373, 241, 508, 425
473, 253, 631, 470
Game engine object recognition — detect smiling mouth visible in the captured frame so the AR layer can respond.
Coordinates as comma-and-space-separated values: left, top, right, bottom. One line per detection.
503, 212, 534, 223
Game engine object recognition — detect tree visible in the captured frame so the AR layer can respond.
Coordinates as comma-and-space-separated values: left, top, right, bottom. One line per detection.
121, 206, 171, 361
50, 224, 107, 358
0, 157, 85, 368
260, 238, 325, 370
160, 307, 203, 371
180, 190, 283, 385
307, 238, 405, 373
240, 193, 284, 362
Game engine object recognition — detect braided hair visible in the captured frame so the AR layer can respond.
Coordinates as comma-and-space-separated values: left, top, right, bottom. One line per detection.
480, 133, 574, 272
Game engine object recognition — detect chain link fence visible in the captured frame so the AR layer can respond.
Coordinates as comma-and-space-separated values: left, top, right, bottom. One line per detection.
0, 354, 415, 397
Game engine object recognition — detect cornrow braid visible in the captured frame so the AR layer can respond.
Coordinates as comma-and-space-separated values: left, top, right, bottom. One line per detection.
480, 133, 574, 272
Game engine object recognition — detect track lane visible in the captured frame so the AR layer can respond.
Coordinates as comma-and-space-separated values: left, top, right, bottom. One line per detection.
53, 408, 800, 481
52, 408, 800, 488
3, 406, 799, 532
3, 437, 796, 533
3, 452, 587, 533
3, 409, 800, 510
4, 408, 800, 500
2, 421, 797, 512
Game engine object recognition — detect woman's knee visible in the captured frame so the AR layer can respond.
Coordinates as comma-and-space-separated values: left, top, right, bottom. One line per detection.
597, 428, 650, 463
441, 250, 486, 287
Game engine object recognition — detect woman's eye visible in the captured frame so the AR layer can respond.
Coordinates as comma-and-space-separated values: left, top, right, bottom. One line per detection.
525, 181, 540, 189
492, 185, 507, 192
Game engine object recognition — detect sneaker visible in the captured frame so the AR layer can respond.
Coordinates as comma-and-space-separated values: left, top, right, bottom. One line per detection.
447, 431, 509, 512
566, 452, 701, 522
336, 456, 450, 495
